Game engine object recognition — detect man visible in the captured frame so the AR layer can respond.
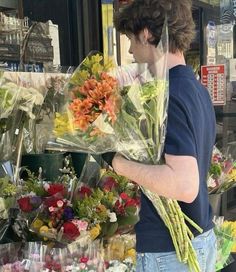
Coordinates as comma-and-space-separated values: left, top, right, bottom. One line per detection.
112, 0, 217, 271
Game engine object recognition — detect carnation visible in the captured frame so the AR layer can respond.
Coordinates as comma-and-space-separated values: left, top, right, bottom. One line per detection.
17, 197, 33, 212
46, 184, 65, 196
63, 221, 80, 240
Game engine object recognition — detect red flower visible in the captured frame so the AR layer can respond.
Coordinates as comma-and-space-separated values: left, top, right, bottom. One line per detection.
63, 221, 80, 240
80, 257, 89, 263
125, 198, 137, 207
47, 184, 65, 196
120, 192, 129, 200
44, 197, 60, 208
115, 200, 125, 215
17, 197, 33, 212
101, 177, 118, 192
78, 186, 92, 199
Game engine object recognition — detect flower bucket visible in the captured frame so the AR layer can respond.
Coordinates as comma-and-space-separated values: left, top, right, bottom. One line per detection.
21, 153, 65, 181
70, 152, 88, 178
209, 193, 222, 216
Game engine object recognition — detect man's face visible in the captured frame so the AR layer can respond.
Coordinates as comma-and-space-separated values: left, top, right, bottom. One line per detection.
127, 33, 151, 63
127, 31, 156, 64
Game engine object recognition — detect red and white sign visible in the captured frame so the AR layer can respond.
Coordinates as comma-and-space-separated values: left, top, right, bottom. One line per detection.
201, 64, 226, 106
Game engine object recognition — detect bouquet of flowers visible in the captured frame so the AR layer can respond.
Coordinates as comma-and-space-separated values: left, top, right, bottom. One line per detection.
74, 167, 140, 240
16, 165, 82, 243
53, 53, 119, 153
104, 234, 136, 272
208, 146, 236, 194
0, 171, 19, 244
52, 19, 203, 271
222, 221, 236, 253
0, 72, 46, 184
214, 216, 235, 271
0, 72, 21, 161
16, 160, 139, 245
0, 176, 18, 220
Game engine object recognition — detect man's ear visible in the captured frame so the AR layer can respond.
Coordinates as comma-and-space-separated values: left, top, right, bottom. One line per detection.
141, 28, 152, 44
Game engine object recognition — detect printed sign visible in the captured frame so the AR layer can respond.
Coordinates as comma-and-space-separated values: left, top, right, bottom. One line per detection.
229, 59, 236, 82
201, 65, 226, 105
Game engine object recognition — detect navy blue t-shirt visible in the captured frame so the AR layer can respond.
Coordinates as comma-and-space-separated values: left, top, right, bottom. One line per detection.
135, 65, 216, 253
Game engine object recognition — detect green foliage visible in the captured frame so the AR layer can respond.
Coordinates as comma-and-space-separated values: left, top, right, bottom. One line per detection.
74, 188, 108, 224
209, 163, 222, 177
0, 176, 17, 197
117, 214, 139, 226
0, 87, 13, 111
22, 169, 47, 197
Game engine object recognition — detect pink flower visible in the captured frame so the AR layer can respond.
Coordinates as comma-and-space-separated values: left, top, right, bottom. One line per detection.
57, 200, 64, 208
49, 206, 56, 212
72, 219, 88, 231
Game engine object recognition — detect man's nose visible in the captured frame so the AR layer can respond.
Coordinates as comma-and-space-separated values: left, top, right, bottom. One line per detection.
128, 47, 133, 54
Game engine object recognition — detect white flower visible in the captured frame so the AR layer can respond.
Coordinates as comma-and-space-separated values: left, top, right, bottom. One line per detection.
108, 211, 117, 223
43, 183, 50, 191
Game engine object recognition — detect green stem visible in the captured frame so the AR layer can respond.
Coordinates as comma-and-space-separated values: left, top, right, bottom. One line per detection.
183, 213, 203, 234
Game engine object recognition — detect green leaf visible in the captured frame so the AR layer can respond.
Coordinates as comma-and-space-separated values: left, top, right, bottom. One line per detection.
125, 206, 137, 216
117, 214, 139, 226
106, 222, 119, 237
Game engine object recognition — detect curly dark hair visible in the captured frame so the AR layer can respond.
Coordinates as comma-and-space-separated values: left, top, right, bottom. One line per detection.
114, 0, 195, 53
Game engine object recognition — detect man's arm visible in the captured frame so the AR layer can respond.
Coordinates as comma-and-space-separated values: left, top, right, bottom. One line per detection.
112, 153, 199, 203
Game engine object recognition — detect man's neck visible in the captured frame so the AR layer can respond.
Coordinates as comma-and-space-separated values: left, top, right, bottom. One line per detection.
167, 52, 186, 69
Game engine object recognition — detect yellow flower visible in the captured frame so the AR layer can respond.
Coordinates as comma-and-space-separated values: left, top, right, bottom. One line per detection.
39, 225, 49, 241
228, 169, 236, 181
90, 54, 103, 64
90, 224, 101, 240
125, 248, 136, 263
31, 219, 44, 230
91, 63, 103, 75
70, 69, 89, 86
103, 58, 115, 71
54, 112, 75, 136
39, 225, 49, 234
232, 244, 236, 252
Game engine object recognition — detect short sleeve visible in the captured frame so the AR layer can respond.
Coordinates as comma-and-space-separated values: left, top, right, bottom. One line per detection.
164, 96, 197, 157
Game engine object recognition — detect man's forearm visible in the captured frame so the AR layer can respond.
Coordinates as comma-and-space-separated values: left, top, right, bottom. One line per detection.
112, 154, 199, 203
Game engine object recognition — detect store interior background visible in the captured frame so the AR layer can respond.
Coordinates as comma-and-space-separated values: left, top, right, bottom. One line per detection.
0, 0, 236, 212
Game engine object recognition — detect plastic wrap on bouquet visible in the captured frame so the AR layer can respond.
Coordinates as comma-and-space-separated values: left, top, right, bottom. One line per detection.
0, 242, 23, 271
104, 234, 136, 271
66, 240, 105, 271
0, 72, 46, 183
0, 73, 21, 161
